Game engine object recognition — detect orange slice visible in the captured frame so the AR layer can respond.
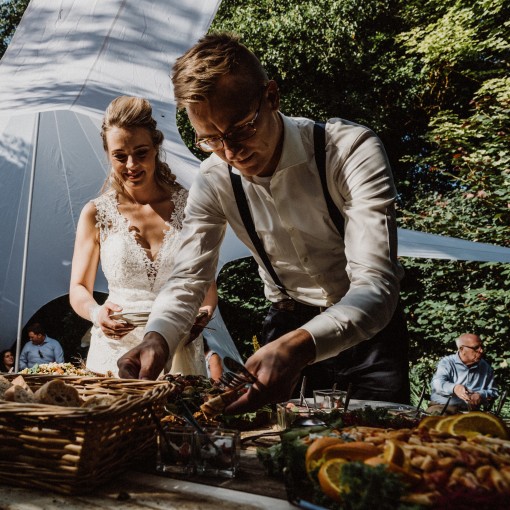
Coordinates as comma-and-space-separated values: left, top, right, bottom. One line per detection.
323, 441, 382, 462
434, 415, 457, 433
317, 458, 347, 502
305, 436, 344, 474
447, 411, 509, 439
383, 439, 406, 467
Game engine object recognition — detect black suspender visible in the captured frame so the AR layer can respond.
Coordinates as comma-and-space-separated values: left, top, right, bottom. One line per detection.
313, 123, 345, 238
229, 165, 289, 296
229, 121, 344, 295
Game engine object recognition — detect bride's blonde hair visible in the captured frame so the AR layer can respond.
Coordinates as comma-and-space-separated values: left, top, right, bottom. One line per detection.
100, 96, 178, 198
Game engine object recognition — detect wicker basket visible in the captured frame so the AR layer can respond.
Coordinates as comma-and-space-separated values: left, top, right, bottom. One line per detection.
0, 375, 174, 494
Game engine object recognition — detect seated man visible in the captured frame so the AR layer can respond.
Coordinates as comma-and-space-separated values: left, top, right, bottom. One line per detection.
427, 333, 498, 415
19, 322, 65, 370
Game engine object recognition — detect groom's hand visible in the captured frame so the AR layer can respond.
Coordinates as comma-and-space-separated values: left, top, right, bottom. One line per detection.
117, 332, 169, 379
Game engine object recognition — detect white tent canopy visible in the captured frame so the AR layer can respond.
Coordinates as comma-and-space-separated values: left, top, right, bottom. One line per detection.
0, 0, 509, 356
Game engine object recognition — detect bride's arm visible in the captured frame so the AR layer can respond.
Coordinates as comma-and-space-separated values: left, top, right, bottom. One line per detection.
187, 281, 218, 342
69, 202, 102, 322
69, 202, 132, 337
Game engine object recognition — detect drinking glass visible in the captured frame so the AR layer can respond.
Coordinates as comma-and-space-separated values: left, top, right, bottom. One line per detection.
156, 424, 196, 475
194, 428, 240, 478
313, 389, 346, 410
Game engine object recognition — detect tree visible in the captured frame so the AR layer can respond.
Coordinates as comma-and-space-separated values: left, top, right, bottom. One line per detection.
0, 0, 29, 58
211, 0, 510, 409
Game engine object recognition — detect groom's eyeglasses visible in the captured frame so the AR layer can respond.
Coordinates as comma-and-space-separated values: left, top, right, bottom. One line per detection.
38, 350, 43, 358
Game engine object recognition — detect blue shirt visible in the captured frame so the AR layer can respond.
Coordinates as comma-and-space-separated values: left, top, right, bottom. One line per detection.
430, 353, 498, 408
19, 336, 65, 369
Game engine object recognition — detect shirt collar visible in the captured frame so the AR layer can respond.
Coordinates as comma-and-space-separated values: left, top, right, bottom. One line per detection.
275, 114, 308, 172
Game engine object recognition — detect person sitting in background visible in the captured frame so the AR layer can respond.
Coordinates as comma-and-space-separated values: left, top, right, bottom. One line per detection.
19, 323, 65, 370
204, 338, 223, 382
0, 349, 15, 372
427, 333, 498, 415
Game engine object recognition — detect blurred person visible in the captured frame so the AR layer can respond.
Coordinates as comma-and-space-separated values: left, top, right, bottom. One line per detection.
70, 96, 215, 377
204, 338, 223, 381
427, 333, 498, 415
0, 349, 15, 373
117, 33, 410, 412
19, 323, 64, 370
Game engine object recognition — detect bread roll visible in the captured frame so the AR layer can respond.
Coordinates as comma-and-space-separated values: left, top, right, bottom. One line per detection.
4, 384, 35, 403
34, 379, 82, 407
81, 394, 116, 408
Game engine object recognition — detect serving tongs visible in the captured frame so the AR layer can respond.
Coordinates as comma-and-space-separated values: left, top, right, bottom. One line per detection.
179, 400, 222, 455
223, 357, 258, 383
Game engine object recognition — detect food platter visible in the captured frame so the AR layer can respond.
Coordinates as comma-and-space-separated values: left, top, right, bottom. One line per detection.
258, 409, 510, 509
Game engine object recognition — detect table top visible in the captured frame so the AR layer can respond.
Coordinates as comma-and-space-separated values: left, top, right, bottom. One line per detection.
0, 427, 292, 510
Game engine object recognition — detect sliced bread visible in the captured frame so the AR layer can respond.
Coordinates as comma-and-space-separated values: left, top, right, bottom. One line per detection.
34, 378, 82, 407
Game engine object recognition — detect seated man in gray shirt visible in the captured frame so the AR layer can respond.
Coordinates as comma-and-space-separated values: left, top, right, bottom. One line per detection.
427, 333, 498, 415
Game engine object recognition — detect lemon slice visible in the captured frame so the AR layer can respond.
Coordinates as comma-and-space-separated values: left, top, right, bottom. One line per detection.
317, 458, 347, 502
448, 411, 509, 439
418, 415, 443, 430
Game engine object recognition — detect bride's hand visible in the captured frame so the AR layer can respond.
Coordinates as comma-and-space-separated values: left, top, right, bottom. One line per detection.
91, 301, 135, 339
188, 308, 212, 342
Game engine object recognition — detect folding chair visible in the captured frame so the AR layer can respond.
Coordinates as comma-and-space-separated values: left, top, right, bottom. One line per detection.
494, 390, 507, 417
415, 381, 452, 415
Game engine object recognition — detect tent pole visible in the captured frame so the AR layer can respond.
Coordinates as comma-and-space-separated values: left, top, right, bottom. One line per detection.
14, 113, 40, 372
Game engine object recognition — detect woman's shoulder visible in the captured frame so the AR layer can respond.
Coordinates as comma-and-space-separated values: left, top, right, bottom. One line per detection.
170, 185, 188, 215
92, 191, 116, 207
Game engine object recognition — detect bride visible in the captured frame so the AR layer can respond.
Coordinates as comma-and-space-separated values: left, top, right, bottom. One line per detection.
70, 96, 215, 377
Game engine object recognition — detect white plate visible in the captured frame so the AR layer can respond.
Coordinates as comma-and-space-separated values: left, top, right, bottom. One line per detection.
109, 311, 150, 326
284, 398, 418, 413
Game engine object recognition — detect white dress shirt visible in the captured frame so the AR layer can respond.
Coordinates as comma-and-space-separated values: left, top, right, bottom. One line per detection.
147, 115, 404, 363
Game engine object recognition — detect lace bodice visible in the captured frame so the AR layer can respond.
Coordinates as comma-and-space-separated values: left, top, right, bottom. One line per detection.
85, 187, 207, 377
93, 188, 187, 312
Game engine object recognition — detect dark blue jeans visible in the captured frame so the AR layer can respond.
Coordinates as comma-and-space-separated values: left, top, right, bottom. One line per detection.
261, 300, 410, 404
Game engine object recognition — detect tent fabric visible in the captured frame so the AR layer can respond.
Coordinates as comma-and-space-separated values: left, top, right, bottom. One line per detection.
0, 0, 509, 356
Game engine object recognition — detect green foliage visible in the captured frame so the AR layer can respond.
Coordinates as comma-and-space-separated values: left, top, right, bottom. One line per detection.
211, 0, 510, 399
0, 0, 30, 57
4, 0, 508, 400
217, 258, 269, 361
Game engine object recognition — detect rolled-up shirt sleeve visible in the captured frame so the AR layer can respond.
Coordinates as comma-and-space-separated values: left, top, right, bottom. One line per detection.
146, 173, 227, 356
302, 125, 403, 361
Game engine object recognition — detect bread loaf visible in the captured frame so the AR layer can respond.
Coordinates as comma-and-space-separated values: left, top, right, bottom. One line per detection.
34, 379, 82, 407
4, 384, 35, 403
10, 375, 32, 392
0, 375, 12, 399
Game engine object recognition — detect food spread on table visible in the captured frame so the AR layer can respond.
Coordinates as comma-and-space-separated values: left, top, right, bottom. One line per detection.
18, 361, 98, 376
162, 374, 271, 429
258, 409, 510, 509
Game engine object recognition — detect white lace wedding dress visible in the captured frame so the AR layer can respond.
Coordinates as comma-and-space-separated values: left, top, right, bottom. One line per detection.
85, 188, 206, 377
